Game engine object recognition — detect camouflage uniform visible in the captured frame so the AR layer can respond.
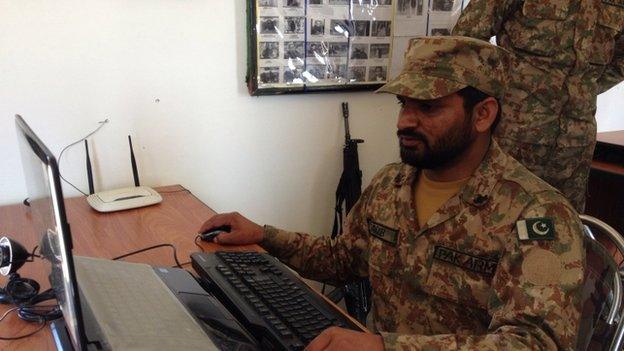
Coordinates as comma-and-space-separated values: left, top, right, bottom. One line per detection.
261, 37, 586, 350
453, 0, 624, 212
261, 141, 585, 350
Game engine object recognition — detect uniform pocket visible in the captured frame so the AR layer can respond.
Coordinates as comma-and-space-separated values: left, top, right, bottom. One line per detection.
506, 0, 571, 57
600, 1, 624, 30
589, 3, 624, 65
368, 235, 399, 276
368, 239, 400, 306
423, 245, 499, 309
522, 0, 570, 19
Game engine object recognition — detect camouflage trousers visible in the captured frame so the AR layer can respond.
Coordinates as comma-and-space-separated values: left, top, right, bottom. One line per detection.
496, 137, 596, 213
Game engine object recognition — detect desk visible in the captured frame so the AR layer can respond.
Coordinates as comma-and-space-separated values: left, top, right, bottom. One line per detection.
0, 185, 362, 350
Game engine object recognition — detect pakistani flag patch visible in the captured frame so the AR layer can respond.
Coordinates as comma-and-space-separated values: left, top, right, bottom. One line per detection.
516, 217, 556, 241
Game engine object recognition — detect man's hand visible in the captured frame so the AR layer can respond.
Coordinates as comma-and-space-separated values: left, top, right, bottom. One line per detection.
305, 327, 384, 351
197, 212, 264, 245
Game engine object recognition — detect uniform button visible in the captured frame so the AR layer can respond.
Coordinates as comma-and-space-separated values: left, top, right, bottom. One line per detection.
473, 195, 488, 204
393, 174, 403, 185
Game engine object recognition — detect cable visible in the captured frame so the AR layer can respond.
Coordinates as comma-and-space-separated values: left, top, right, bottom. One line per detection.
177, 236, 206, 268
0, 305, 52, 341
5, 245, 40, 267
194, 235, 205, 253
0, 307, 19, 323
30, 245, 40, 260
18, 304, 61, 323
57, 119, 109, 196
0, 319, 47, 340
12, 288, 61, 323
112, 243, 182, 268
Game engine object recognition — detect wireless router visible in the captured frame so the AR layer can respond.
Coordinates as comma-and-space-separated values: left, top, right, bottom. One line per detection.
85, 136, 162, 212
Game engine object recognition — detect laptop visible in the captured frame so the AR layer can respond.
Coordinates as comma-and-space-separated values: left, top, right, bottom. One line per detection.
15, 115, 258, 350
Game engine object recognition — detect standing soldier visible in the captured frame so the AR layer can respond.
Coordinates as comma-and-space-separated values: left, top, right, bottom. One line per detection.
453, 0, 624, 212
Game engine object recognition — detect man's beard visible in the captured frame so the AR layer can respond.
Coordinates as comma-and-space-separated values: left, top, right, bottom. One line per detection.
398, 113, 475, 169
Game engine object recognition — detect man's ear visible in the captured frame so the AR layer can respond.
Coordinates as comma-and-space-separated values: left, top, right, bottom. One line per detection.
472, 97, 499, 133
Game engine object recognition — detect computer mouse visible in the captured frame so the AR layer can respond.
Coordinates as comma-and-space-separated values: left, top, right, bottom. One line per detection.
200, 225, 231, 242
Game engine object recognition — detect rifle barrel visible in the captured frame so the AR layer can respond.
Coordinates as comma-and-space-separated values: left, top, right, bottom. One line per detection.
342, 102, 351, 142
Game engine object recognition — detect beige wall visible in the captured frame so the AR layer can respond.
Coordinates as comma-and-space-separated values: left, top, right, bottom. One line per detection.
1, 0, 621, 235
0, 0, 399, 235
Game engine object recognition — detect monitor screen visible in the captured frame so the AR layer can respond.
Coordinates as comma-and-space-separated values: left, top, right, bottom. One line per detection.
15, 115, 86, 350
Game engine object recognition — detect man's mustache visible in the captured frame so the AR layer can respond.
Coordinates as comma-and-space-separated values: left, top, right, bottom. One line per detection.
397, 129, 428, 144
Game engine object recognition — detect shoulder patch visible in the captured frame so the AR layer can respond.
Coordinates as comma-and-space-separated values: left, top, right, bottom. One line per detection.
521, 247, 562, 285
516, 217, 556, 241
368, 219, 399, 245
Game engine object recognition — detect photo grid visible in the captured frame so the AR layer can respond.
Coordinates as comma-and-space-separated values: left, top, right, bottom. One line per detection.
257, 1, 307, 87
255, 0, 461, 89
427, 0, 461, 36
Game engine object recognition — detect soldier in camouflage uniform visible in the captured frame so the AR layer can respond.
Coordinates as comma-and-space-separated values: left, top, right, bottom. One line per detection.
453, 0, 624, 212
199, 37, 586, 350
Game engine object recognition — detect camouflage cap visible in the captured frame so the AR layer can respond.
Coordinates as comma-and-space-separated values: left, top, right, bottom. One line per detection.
377, 36, 508, 100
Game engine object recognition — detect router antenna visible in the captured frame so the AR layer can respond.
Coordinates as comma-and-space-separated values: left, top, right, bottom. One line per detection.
128, 135, 140, 187
85, 140, 95, 195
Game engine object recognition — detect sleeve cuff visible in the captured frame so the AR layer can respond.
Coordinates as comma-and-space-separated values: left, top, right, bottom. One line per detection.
259, 225, 293, 256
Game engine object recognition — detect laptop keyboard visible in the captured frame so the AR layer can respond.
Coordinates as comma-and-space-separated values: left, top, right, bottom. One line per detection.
74, 256, 217, 350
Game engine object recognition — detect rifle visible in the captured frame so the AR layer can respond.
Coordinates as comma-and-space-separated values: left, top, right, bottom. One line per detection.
331, 102, 364, 238
326, 102, 372, 324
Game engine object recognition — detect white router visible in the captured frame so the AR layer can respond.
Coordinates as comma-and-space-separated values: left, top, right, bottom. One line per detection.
85, 136, 162, 212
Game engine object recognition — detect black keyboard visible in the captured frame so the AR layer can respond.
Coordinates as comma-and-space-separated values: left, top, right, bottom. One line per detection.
191, 251, 359, 350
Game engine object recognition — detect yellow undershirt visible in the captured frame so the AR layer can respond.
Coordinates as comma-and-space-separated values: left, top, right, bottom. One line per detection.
414, 172, 470, 227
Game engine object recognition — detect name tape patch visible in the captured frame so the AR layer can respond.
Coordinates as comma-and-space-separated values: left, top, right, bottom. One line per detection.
433, 245, 499, 277
516, 217, 556, 241
368, 219, 399, 245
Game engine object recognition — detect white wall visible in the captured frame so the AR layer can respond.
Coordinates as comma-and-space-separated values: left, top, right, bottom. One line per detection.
0, 0, 399, 235
1, 1, 622, 236
597, 83, 624, 132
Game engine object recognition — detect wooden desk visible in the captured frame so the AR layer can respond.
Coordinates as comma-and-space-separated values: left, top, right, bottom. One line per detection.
0, 185, 362, 350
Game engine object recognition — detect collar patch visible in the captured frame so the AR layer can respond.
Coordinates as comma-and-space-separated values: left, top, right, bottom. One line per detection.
368, 219, 399, 245
433, 245, 499, 276
516, 217, 556, 241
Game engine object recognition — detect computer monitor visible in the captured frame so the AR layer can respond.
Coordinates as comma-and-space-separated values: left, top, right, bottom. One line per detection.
15, 115, 87, 350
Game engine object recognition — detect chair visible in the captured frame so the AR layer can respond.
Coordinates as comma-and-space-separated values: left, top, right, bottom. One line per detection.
579, 214, 624, 351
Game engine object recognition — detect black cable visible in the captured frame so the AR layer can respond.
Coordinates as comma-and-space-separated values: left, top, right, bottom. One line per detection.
30, 245, 40, 260
174, 237, 204, 268
5, 245, 41, 266
18, 304, 61, 323
0, 314, 47, 340
194, 235, 205, 253
112, 244, 182, 268
57, 119, 109, 196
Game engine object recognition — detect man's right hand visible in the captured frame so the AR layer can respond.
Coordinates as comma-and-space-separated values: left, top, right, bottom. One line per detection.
197, 212, 264, 245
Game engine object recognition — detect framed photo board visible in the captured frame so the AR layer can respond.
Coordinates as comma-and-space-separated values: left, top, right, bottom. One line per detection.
247, 0, 466, 96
